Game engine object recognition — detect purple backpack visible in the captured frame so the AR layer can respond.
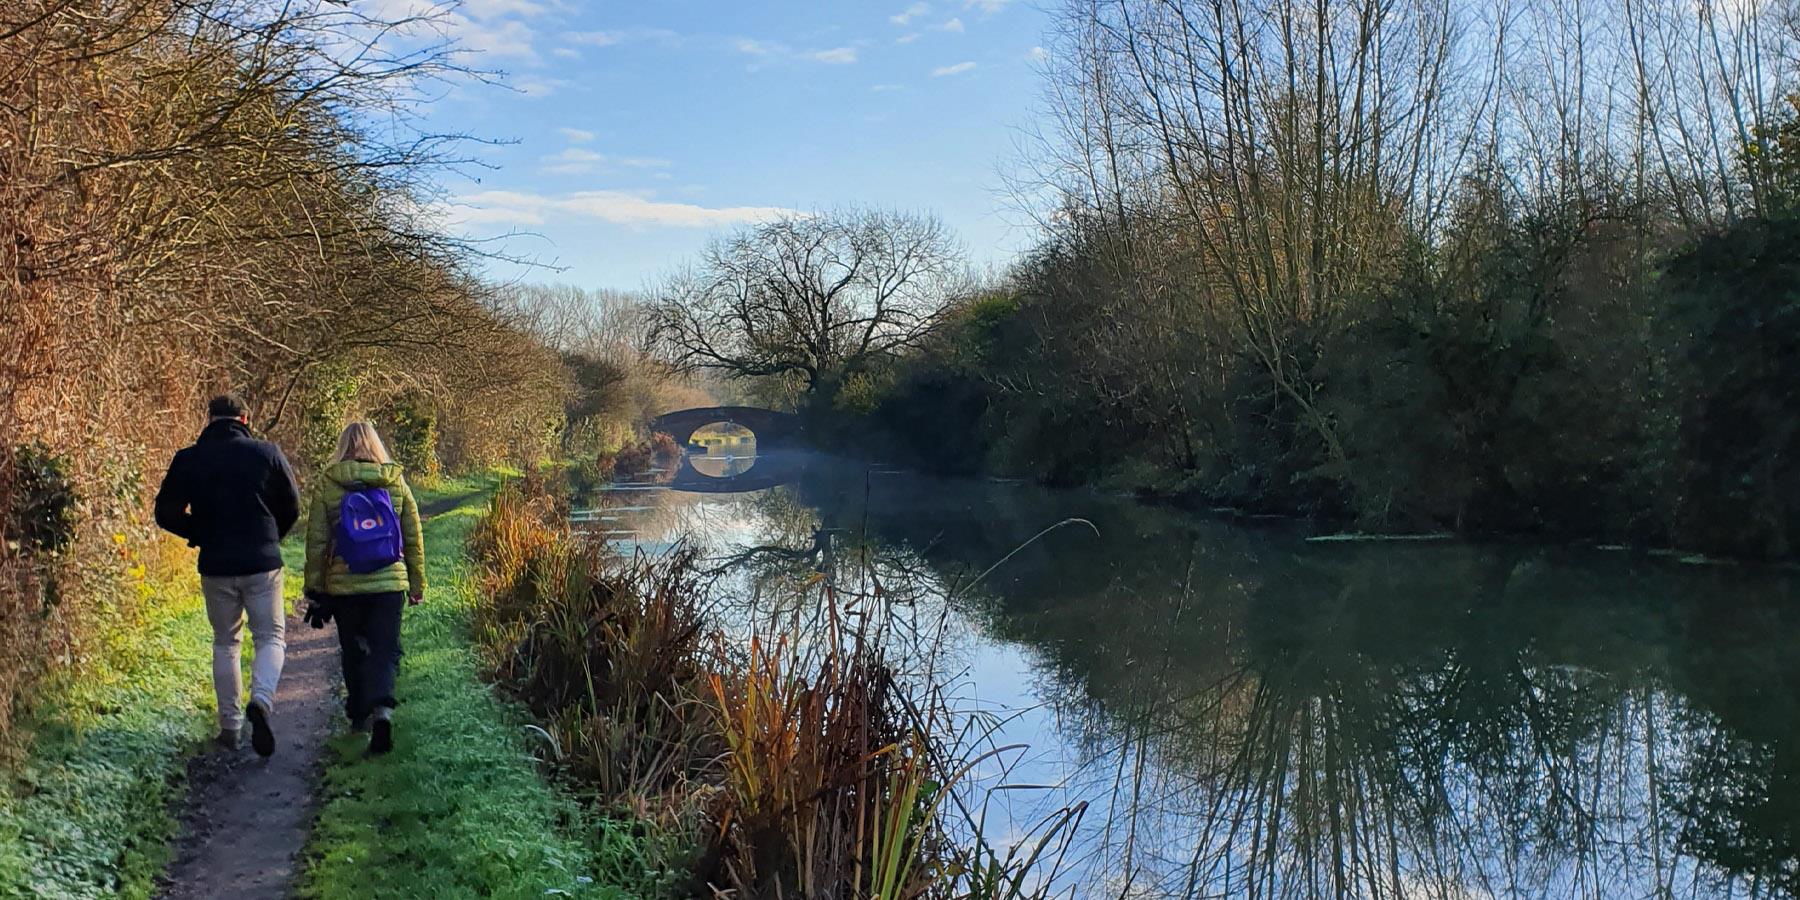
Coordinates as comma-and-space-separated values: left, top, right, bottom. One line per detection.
335, 484, 402, 573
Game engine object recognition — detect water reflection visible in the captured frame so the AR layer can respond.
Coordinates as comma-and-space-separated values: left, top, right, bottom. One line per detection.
688, 421, 758, 478
589, 458, 1800, 898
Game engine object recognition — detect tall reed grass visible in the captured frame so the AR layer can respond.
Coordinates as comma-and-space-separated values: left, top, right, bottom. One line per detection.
467, 475, 1082, 898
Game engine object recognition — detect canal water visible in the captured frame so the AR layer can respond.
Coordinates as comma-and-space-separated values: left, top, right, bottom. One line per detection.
581, 454, 1800, 899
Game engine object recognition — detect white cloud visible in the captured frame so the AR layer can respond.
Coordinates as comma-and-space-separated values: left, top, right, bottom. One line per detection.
936, 17, 965, 32
809, 46, 858, 64
1028, 45, 1049, 62
870, 83, 903, 92
460, 17, 538, 60
541, 147, 604, 173
358, 0, 548, 62
895, 32, 921, 44
569, 28, 683, 47
514, 76, 567, 97
461, 0, 546, 17
931, 61, 976, 76
551, 46, 579, 59
540, 147, 671, 174
965, 0, 1011, 13
558, 127, 596, 143
453, 189, 799, 228
548, 148, 599, 164
890, 2, 930, 25
454, 205, 548, 226
735, 37, 862, 66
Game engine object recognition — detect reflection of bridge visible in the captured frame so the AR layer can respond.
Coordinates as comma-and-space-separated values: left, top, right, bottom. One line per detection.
650, 406, 805, 450
665, 451, 809, 493
650, 406, 808, 492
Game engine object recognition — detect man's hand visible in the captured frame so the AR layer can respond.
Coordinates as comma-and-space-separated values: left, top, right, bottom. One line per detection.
408, 591, 423, 607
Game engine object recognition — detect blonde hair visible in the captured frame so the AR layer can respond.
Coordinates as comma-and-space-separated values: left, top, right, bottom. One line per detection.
330, 422, 392, 465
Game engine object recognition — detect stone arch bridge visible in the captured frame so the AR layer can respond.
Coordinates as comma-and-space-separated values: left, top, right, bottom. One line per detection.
650, 406, 805, 450
650, 406, 808, 491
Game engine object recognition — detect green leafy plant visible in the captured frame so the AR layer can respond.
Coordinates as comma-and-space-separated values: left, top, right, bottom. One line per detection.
382, 389, 442, 483
4, 444, 78, 557
299, 365, 361, 469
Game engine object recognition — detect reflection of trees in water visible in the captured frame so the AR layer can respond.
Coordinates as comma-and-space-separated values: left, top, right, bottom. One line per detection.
1662, 596, 1800, 899
1037, 556, 1800, 898
761, 465, 1800, 898
681, 486, 978, 693
1194, 581, 1791, 895
619, 465, 1800, 898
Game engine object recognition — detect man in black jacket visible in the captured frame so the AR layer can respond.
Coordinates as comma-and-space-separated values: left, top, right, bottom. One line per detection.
154, 394, 302, 756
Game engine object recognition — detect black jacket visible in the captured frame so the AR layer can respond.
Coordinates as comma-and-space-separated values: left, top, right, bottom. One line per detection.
154, 419, 302, 576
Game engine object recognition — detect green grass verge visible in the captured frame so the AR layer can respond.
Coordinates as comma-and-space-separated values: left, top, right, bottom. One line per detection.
0, 565, 214, 899
0, 471, 549, 900
297, 473, 629, 900
0, 471, 641, 900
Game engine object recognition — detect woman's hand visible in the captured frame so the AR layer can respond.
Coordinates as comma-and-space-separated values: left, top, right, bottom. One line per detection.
408, 591, 423, 607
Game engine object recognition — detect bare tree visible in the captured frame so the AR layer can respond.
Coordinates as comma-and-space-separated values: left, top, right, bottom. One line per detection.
507, 282, 708, 438
649, 209, 966, 397
507, 283, 651, 361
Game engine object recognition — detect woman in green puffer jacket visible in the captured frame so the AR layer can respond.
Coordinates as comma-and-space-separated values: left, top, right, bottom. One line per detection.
303, 422, 425, 755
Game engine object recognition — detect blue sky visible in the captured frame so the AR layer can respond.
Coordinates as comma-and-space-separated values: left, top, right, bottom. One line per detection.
399, 0, 1056, 290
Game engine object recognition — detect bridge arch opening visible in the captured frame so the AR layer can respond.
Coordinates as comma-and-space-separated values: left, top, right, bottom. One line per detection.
686, 421, 757, 478
652, 406, 802, 452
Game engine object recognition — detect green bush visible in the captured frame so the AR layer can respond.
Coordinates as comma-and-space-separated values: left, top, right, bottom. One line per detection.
1666, 215, 1800, 558
382, 390, 441, 483
300, 365, 361, 469
4, 444, 78, 557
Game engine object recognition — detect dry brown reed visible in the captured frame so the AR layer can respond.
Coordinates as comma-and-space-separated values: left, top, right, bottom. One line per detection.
468, 476, 1084, 898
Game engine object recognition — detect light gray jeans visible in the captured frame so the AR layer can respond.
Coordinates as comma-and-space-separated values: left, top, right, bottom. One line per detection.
200, 570, 286, 731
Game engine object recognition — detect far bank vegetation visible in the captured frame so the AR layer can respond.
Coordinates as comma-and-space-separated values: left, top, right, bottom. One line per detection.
654, 0, 1800, 562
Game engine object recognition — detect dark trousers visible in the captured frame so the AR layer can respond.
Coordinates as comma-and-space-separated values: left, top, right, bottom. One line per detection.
331, 591, 404, 722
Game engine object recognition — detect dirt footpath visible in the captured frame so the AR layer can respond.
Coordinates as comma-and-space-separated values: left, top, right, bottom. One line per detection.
157, 612, 339, 900
156, 494, 478, 899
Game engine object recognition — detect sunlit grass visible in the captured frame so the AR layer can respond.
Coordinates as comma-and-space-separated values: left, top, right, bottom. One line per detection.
297, 474, 630, 899
0, 470, 607, 900
0, 554, 213, 899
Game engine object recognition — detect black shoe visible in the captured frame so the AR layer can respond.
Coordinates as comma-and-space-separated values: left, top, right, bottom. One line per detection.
215, 728, 240, 751
246, 702, 275, 757
368, 718, 392, 755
